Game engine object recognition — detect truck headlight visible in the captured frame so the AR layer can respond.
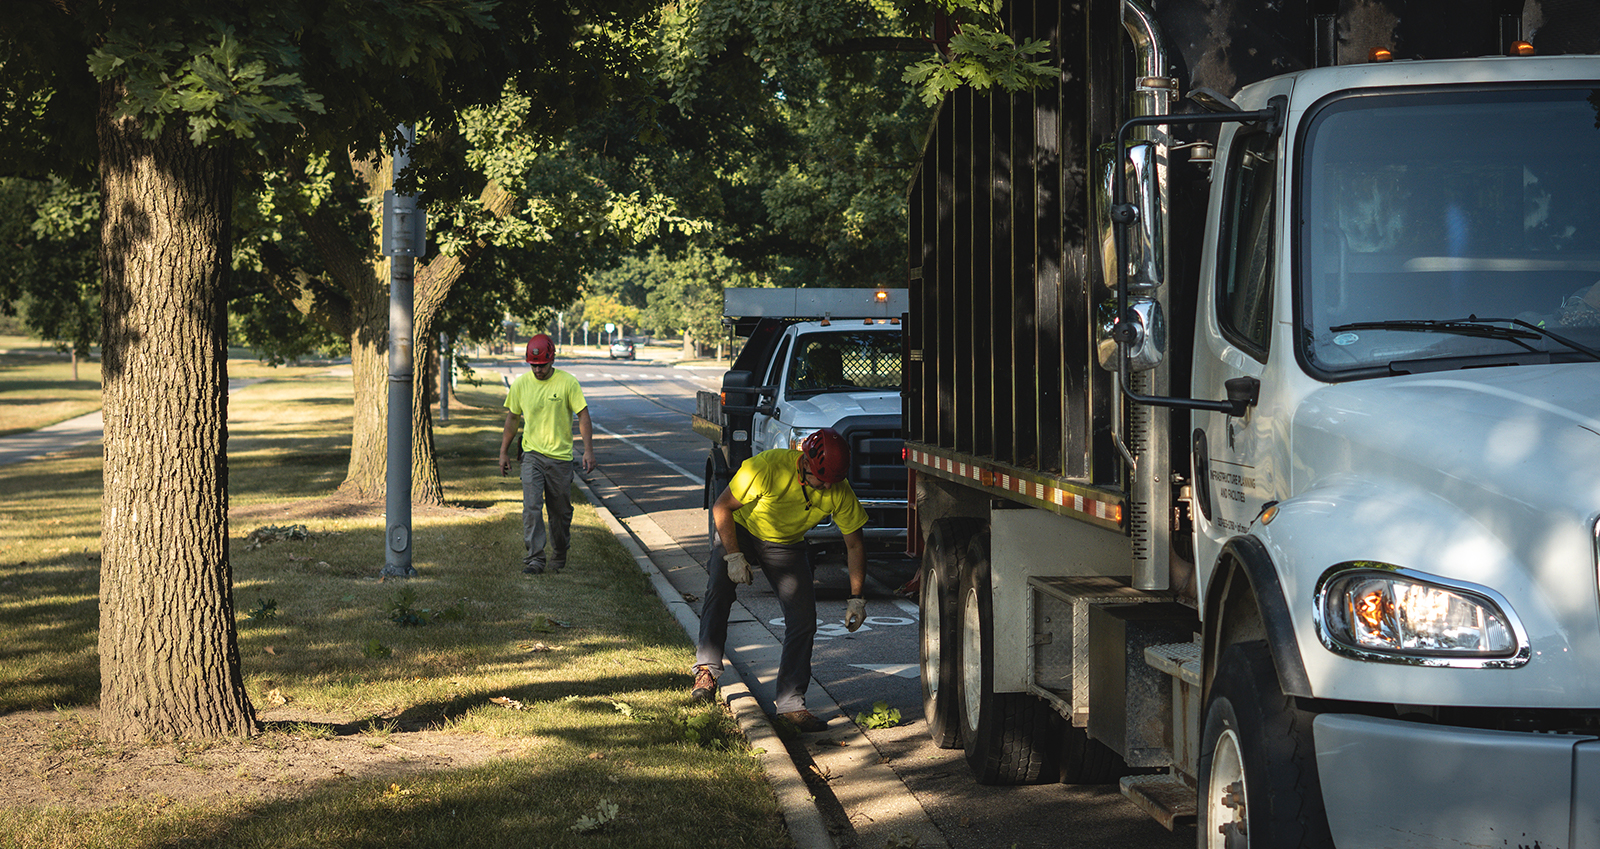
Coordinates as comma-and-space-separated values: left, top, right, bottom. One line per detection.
787, 427, 818, 450
1318, 566, 1518, 660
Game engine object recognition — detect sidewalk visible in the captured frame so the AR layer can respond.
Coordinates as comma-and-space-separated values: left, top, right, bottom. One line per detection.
0, 377, 265, 468
579, 470, 949, 849
0, 411, 103, 467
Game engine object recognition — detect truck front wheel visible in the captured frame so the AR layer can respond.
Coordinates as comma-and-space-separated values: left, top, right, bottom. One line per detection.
957, 531, 1058, 784
1198, 641, 1333, 849
920, 518, 981, 749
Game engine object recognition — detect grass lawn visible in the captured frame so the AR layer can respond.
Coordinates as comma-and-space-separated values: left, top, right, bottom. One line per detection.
0, 351, 793, 849
0, 336, 102, 436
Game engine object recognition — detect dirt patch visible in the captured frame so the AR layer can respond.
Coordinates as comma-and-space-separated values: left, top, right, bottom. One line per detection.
0, 708, 530, 811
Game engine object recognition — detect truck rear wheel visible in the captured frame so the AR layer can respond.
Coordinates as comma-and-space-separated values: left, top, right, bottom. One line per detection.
956, 532, 1058, 784
919, 518, 981, 749
1198, 641, 1333, 849
1058, 721, 1124, 785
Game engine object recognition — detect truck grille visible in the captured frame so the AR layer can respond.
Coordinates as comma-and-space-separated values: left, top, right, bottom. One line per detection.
835, 416, 905, 534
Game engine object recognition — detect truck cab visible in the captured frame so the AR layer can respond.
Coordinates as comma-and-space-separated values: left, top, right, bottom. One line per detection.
1176, 57, 1600, 847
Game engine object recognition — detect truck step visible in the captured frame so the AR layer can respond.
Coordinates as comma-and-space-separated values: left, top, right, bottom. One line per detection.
1120, 773, 1197, 831
1144, 640, 1202, 686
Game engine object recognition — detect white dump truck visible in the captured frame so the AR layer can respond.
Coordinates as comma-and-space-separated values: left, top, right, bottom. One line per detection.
904, 0, 1600, 845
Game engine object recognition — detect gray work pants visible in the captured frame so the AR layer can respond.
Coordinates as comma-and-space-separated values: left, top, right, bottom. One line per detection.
695, 525, 816, 713
521, 450, 574, 569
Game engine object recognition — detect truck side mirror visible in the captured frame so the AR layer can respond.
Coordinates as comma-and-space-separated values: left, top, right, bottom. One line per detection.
720, 370, 759, 414
1099, 140, 1165, 295
1107, 97, 1284, 416
1096, 297, 1166, 372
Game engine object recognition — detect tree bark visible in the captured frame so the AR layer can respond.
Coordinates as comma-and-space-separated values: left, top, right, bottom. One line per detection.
96, 80, 256, 742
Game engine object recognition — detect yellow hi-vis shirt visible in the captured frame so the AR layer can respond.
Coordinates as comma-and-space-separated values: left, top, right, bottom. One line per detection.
503, 368, 587, 461
730, 448, 869, 544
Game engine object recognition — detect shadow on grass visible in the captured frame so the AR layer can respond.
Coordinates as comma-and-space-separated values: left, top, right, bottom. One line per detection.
27, 755, 794, 849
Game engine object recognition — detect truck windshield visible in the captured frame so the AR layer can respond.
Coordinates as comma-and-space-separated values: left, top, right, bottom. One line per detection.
786, 331, 902, 398
1299, 86, 1600, 377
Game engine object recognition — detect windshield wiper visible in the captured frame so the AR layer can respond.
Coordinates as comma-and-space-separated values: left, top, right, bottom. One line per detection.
1330, 317, 1600, 362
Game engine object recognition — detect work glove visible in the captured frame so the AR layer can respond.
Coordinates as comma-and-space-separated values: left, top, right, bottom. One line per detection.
845, 597, 867, 632
725, 551, 754, 585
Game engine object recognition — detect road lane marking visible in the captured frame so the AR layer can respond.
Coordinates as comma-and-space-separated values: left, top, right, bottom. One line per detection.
848, 664, 921, 679
592, 421, 702, 485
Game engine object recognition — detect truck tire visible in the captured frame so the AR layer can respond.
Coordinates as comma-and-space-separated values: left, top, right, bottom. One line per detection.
703, 460, 719, 545
919, 518, 983, 749
956, 531, 1059, 784
1058, 721, 1124, 785
703, 453, 733, 546
1198, 641, 1333, 849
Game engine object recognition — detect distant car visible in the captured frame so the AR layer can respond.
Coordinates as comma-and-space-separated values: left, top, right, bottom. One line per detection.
608, 338, 636, 360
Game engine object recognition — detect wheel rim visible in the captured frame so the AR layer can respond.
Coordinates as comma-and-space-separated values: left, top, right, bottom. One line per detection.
920, 570, 941, 699
1206, 728, 1249, 849
960, 585, 983, 732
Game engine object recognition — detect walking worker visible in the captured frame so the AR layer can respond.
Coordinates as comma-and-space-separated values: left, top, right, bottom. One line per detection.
498, 333, 594, 575
691, 428, 869, 732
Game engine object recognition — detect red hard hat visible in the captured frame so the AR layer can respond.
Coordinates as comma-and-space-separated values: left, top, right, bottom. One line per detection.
800, 428, 850, 484
525, 334, 555, 365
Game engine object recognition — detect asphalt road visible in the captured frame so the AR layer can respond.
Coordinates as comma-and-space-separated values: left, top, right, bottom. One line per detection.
509, 350, 1197, 849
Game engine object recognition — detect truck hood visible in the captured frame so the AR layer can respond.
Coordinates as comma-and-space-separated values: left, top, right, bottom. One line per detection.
1293, 364, 1600, 526
782, 390, 901, 424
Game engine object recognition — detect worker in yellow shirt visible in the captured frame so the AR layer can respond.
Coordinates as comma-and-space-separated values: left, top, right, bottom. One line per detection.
498, 334, 594, 575
690, 428, 869, 732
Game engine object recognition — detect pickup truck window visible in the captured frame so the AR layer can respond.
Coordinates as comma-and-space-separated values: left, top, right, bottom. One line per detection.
1299, 86, 1600, 378
786, 331, 902, 398
767, 335, 792, 390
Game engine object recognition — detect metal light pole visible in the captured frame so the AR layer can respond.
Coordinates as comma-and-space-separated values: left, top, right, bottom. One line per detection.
381, 124, 425, 579
438, 332, 450, 423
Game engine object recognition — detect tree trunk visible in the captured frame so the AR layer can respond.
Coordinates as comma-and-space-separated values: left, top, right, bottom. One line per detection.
340, 278, 390, 501
330, 155, 398, 503
96, 81, 256, 743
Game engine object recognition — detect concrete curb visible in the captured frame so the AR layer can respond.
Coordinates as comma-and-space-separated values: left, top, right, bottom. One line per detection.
576, 474, 837, 849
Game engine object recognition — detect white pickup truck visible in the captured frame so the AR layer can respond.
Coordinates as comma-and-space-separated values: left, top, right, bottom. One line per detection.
692, 288, 907, 549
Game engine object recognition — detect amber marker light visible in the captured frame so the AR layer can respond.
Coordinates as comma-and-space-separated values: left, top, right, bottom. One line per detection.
875, 288, 889, 303
1510, 41, 1535, 56
1369, 47, 1393, 62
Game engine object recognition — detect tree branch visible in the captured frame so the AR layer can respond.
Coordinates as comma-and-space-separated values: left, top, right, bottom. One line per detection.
257, 241, 353, 338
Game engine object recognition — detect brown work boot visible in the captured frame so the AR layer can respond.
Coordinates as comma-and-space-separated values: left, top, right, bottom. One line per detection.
776, 709, 828, 733
690, 667, 717, 702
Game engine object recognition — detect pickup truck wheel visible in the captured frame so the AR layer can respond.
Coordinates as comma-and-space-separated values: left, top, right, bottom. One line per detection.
1198, 641, 1333, 849
957, 532, 1058, 784
920, 518, 981, 749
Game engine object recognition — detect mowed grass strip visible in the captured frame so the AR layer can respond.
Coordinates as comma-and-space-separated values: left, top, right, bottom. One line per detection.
0, 352, 793, 849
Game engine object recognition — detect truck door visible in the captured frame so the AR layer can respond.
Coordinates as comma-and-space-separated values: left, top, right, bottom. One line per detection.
1191, 113, 1284, 581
